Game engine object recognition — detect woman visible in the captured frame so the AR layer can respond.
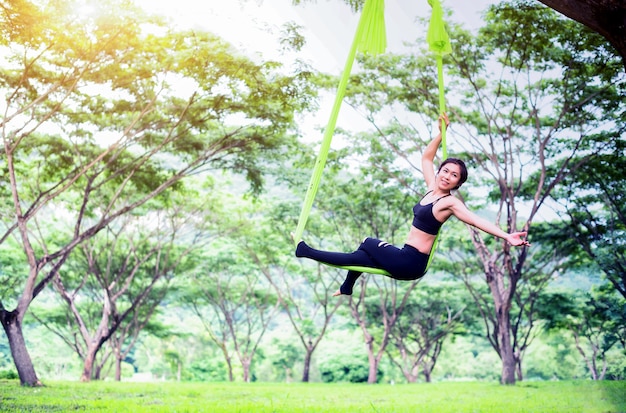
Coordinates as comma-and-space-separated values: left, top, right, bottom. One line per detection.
295, 113, 530, 296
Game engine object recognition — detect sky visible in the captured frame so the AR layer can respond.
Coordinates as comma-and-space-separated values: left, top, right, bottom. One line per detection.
134, 0, 496, 73
129, 0, 498, 143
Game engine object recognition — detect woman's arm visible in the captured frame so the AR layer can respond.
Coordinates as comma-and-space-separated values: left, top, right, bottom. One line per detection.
449, 200, 530, 246
421, 113, 449, 188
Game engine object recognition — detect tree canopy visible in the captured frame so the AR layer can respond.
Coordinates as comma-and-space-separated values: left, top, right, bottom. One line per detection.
0, 0, 314, 386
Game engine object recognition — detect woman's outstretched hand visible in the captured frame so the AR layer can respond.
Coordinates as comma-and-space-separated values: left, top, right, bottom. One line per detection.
507, 232, 531, 247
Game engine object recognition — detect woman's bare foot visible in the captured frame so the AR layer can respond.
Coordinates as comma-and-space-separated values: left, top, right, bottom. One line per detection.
332, 289, 344, 297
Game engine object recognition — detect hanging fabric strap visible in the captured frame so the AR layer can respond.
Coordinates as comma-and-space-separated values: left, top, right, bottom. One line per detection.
293, 0, 452, 276
427, 0, 451, 158
425, 0, 452, 270
293, 0, 386, 245
292, 0, 388, 275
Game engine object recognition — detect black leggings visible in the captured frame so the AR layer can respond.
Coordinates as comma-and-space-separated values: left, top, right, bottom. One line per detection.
295, 238, 429, 295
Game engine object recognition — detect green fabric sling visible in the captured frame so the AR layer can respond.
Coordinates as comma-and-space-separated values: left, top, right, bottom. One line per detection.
294, 0, 451, 276
425, 0, 452, 270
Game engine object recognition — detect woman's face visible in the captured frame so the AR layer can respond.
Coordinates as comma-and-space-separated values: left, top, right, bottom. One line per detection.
437, 163, 462, 191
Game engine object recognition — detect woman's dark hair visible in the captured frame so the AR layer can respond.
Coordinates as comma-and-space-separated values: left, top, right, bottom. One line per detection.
438, 158, 468, 189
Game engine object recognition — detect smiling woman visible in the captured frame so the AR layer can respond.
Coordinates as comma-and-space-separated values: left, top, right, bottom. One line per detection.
295, 113, 531, 297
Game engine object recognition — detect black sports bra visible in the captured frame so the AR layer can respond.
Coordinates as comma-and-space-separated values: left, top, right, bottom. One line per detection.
412, 191, 451, 235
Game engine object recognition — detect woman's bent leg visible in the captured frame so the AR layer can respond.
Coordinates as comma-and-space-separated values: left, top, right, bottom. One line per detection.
295, 241, 376, 296
338, 270, 362, 295
295, 241, 378, 268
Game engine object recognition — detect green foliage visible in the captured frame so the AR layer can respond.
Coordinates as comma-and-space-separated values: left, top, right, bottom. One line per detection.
543, 144, 626, 298
319, 354, 381, 383
0, 0, 317, 385
0, 241, 29, 309
269, 340, 302, 380
185, 357, 228, 382
2, 0, 624, 390
523, 333, 586, 380
0, 369, 18, 380
433, 335, 502, 382
537, 285, 626, 379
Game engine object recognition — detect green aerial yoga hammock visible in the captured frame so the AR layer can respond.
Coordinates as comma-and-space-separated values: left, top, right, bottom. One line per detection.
294, 0, 451, 276
424, 0, 452, 270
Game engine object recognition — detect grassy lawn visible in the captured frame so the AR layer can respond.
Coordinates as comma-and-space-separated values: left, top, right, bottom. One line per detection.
0, 379, 624, 412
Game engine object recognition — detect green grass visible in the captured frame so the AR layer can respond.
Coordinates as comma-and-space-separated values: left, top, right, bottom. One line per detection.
0, 380, 624, 412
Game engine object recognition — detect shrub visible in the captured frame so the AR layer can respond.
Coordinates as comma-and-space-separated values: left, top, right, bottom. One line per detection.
0, 369, 18, 380
319, 356, 382, 383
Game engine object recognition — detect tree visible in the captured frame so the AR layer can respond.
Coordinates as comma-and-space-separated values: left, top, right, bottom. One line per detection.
0, 0, 313, 385
437, 218, 571, 382
451, 2, 621, 379
540, 285, 626, 380
243, 199, 344, 383
315, 163, 420, 385
31, 195, 208, 381
187, 244, 281, 382
164, 349, 183, 382
546, 145, 626, 299
275, 117, 421, 384
351, 277, 420, 384
269, 340, 301, 383
333, 0, 624, 384
461, 255, 560, 382
385, 283, 470, 383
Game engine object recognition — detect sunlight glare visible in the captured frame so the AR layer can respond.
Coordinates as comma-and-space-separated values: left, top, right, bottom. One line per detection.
76, 3, 96, 18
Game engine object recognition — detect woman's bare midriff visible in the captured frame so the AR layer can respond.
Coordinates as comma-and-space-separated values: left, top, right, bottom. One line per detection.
406, 226, 437, 254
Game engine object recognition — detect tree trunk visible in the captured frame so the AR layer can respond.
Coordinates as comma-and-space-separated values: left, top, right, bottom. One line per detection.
0, 310, 41, 386
226, 356, 234, 382
81, 346, 97, 382
599, 359, 607, 380
115, 354, 122, 381
407, 363, 419, 383
515, 351, 524, 382
483, 253, 519, 386
285, 367, 292, 383
364, 336, 380, 384
515, 362, 523, 382
497, 308, 517, 385
367, 352, 379, 384
573, 332, 600, 380
94, 363, 102, 380
422, 366, 432, 383
242, 359, 251, 382
422, 341, 442, 383
302, 348, 312, 382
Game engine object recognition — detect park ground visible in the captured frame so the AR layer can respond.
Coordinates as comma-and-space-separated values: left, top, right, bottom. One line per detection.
0, 379, 624, 412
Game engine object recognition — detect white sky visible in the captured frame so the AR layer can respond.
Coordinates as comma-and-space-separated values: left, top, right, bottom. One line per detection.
135, 0, 495, 73
129, 0, 497, 145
